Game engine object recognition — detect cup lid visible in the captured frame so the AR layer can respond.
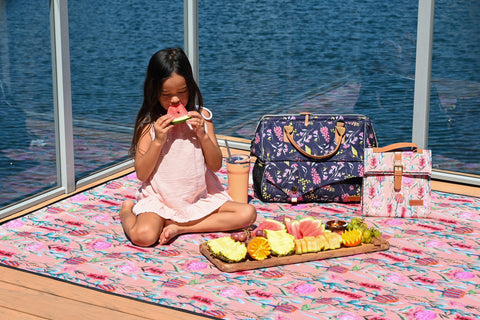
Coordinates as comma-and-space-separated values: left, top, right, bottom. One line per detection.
227, 154, 250, 164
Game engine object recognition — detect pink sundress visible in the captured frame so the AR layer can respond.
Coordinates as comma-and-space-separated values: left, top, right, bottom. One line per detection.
132, 122, 231, 222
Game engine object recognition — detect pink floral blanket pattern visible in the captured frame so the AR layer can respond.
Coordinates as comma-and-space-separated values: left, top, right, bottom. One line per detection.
1, 163, 479, 320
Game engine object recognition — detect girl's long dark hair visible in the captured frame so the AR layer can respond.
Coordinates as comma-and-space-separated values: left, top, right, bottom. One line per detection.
129, 48, 203, 157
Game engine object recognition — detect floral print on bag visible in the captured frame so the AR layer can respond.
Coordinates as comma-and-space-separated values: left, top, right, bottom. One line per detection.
251, 114, 377, 203
362, 147, 432, 218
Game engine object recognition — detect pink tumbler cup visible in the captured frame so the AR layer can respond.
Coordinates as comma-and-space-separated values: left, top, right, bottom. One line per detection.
226, 154, 251, 203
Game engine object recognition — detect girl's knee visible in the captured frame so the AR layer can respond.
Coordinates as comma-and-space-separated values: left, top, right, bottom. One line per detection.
129, 225, 160, 247
240, 204, 257, 226
248, 204, 257, 221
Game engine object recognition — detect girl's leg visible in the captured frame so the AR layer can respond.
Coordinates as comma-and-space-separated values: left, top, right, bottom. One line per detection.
119, 200, 165, 247
159, 201, 257, 245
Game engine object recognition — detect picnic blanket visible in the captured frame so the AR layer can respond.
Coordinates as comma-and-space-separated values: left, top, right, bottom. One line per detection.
1, 161, 479, 319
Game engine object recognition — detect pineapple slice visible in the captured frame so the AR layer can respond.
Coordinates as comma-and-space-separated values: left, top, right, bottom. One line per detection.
324, 231, 342, 250
207, 236, 247, 263
265, 230, 296, 256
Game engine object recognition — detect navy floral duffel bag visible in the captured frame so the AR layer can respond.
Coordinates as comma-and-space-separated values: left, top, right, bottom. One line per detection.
250, 113, 378, 203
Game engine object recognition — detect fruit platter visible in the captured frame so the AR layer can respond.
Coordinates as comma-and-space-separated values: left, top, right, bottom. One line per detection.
200, 217, 390, 272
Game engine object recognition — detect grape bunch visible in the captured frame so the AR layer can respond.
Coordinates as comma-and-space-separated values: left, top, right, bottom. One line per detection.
230, 231, 248, 242
346, 217, 381, 243
231, 228, 266, 243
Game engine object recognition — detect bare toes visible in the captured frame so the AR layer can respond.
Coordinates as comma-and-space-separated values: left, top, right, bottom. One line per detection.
159, 224, 179, 245
119, 200, 135, 222
121, 199, 134, 211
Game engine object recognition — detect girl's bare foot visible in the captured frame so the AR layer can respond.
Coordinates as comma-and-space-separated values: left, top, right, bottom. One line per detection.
119, 200, 135, 221
159, 222, 181, 245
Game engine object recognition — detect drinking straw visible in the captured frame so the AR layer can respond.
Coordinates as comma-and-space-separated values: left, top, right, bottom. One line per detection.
224, 139, 232, 161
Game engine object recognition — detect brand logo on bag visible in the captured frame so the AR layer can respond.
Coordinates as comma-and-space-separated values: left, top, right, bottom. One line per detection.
347, 196, 361, 202
409, 200, 424, 206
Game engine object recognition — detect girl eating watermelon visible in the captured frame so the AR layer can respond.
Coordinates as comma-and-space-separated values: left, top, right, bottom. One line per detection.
119, 48, 257, 246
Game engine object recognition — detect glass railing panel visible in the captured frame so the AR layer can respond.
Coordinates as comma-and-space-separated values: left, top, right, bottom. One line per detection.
199, 1, 419, 148
67, 1, 184, 180
430, 1, 480, 176
0, 1, 57, 208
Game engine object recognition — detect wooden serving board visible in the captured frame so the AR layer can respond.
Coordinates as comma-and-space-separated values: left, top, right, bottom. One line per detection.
200, 237, 390, 273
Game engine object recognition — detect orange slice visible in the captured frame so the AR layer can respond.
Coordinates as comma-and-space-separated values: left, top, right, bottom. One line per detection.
247, 237, 271, 260
341, 229, 363, 247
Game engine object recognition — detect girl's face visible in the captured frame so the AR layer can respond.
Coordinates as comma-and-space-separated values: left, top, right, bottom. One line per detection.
159, 73, 189, 110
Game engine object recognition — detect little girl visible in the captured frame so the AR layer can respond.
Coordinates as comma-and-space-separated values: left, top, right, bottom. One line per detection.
119, 48, 257, 246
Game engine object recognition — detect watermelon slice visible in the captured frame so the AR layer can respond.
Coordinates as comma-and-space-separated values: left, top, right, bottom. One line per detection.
167, 101, 191, 124
299, 217, 325, 238
285, 216, 325, 239
291, 220, 301, 239
284, 217, 293, 235
285, 217, 301, 239
252, 218, 285, 235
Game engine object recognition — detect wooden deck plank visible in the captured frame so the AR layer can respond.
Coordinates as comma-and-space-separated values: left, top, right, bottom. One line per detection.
431, 180, 479, 198
0, 267, 209, 320
0, 306, 46, 320
0, 281, 153, 320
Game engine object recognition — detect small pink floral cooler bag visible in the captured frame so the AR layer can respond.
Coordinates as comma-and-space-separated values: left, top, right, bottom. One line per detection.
362, 142, 432, 218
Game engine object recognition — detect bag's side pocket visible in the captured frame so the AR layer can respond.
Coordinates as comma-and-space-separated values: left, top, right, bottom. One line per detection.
252, 159, 288, 202
252, 159, 266, 201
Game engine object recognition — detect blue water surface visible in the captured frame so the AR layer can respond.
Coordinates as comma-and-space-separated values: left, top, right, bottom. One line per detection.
0, 0, 478, 206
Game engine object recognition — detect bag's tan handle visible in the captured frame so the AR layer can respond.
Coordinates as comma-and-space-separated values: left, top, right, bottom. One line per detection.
283, 120, 345, 160
373, 142, 422, 153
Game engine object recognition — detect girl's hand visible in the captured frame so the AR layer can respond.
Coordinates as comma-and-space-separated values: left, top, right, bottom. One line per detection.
153, 114, 174, 144
187, 111, 207, 138
187, 109, 223, 171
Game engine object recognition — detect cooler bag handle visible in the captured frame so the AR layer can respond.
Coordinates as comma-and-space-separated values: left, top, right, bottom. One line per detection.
373, 142, 422, 153
283, 120, 345, 160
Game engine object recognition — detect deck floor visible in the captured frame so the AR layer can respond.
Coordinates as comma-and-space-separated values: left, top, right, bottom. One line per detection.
0, 266, 208, 320
0, 141, 478, 320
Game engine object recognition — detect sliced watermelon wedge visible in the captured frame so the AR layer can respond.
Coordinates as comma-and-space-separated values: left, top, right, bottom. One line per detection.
284, 217, 293, 235
291, 220, 301, 239
284, 216, 325, 240
284, 217, 300, 239
167, 101, 191, 124
300, 217, 325, 238
252, 218, 285, 235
